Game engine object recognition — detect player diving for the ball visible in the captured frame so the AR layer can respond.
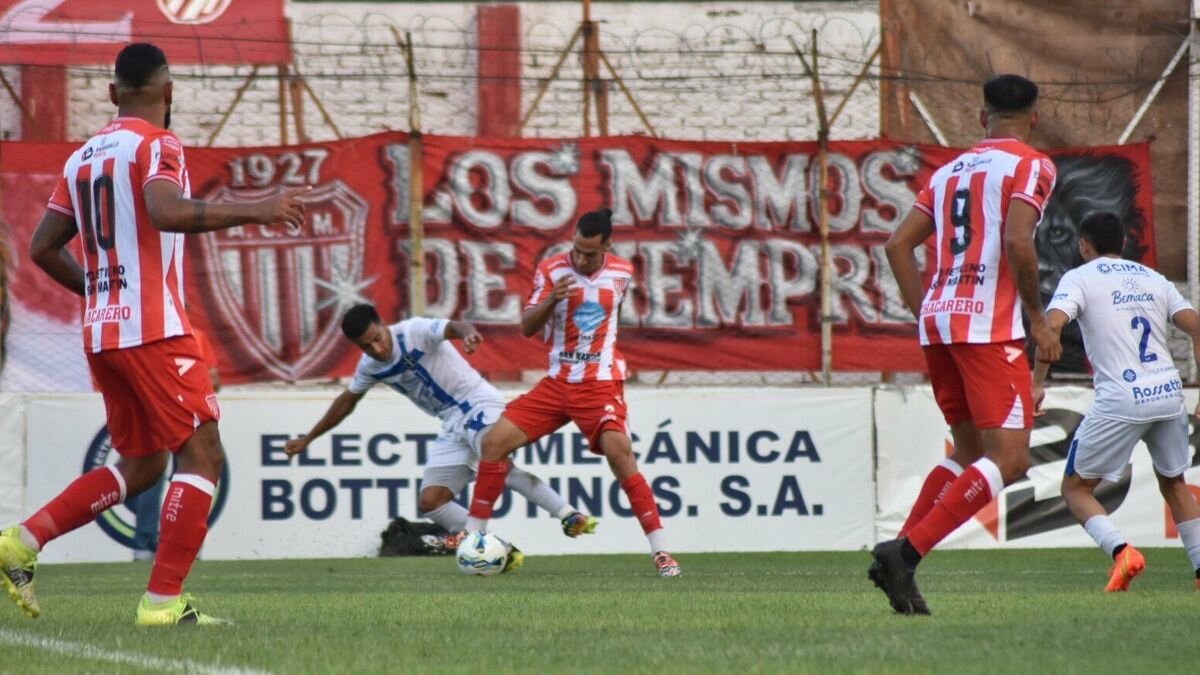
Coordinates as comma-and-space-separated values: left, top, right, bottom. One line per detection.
285, 304, 598, 572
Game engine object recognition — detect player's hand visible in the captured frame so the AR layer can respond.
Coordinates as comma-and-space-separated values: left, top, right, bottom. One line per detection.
1032, 384, 1046, 417
460, 327, 483, 354
284, 437, 309, 459
258, 186, 310, 231
1031, 323, 1062, 363
550, 275, 577, 302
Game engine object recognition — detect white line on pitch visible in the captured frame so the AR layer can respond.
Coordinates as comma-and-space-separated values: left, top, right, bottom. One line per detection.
0, 629, 274, 675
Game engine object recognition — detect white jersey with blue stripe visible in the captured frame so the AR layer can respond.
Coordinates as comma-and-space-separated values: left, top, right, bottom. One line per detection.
348, 318, 503, 424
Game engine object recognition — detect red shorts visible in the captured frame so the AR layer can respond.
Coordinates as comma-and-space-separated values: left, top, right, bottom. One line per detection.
87, 335, 220, 458
923, 340, 1032, 430
503, 377, 629, 452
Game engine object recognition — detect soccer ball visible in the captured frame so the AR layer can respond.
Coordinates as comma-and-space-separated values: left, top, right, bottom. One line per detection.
455, 531, 509, 576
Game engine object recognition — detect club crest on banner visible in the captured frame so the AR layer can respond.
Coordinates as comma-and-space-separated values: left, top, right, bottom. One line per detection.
156, 0, 234, 25
198, 182, 372, 381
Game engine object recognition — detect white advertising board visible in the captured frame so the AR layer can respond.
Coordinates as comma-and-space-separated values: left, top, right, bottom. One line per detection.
875, 386, 1200, 549
24, 387, 875, 562
0, 394, 24, 527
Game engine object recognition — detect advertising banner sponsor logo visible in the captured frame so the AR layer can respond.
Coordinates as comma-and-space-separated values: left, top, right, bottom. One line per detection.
875, 386, 1200, 548
23, 388, 874, 562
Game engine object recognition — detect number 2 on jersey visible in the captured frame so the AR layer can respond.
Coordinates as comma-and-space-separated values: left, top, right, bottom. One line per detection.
77, 162, 116, 255
1130, 316, 1158, 363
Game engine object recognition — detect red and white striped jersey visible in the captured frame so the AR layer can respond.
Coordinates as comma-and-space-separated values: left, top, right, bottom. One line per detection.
913, 137, 1056, 345
525, 252, 633, 382
47, 117, 193, 353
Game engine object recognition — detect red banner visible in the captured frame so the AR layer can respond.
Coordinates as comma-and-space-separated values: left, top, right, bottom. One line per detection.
0, 0, 290, 65
0, 133, 1155, 389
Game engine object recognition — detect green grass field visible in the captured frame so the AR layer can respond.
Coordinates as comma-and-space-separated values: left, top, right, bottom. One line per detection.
1, 549, 1197, 674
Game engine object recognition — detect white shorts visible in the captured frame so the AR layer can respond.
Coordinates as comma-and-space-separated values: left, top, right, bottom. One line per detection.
1066, 411, 1192, 483
423, 400, 505, 479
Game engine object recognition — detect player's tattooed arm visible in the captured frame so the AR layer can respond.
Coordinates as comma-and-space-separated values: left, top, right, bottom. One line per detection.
145, 181, 309, 234
1005, 199, 1062, 363
521, 274, 576, 337
29, 209, 86, 297
445, 321, 483, 353
884, 208, 935, 318
285, 388, 366, 458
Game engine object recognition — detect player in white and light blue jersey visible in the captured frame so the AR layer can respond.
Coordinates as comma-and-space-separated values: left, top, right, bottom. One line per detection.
1033, 213, 1200, 591
285, 304, 598, 564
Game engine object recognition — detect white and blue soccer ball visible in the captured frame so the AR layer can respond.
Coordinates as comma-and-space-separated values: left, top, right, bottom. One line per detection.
455, 531, 509, 576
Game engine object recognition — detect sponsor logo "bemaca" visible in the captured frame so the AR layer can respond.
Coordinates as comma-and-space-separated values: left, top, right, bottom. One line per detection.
1111, 290, 1154, 305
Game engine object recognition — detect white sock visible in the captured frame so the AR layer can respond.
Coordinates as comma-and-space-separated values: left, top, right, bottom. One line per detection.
424, 501, 468, 532
1083, 515, 1126, 558
17, 525, 41, 553
647, 528, 668, 555
505, 466, 570, 518
972, 457, 1005, 495
1175, 517, 1200, 572
146, 591, 179, 605
465, 517, 487, 534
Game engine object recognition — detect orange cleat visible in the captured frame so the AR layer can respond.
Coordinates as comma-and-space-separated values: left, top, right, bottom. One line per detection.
1105, 545, 1146, 592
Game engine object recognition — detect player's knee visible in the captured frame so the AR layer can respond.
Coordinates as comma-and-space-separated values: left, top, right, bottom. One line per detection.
418, 488, 450, 514
1154, 471, 1186, 495
480, 430, 512, 461
997, 456, 1029, 485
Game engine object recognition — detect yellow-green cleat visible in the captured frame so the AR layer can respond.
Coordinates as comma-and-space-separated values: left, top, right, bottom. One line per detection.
561, 512, 599, 538
0, 526, 40, 618
501, 543, 525, 574
135, 593, 230, 627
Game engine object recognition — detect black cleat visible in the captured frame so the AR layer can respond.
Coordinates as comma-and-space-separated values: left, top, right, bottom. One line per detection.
870, 538, 930, 616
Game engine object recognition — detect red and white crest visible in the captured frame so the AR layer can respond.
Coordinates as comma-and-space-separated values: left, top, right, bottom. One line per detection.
156, 0, 234, 25
198, 182, 372, 381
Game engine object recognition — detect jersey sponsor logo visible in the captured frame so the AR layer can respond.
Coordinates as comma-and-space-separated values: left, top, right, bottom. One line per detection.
1096, 262, 1148, 275
198, 181, 370, 381
156, 0, 233, 25
559, 350, 602, 363
573, 300, 607, 332
1111, 290, 1154, 305
83, 304, 132, 325
931, 262, 988, 289
1132, 378, 1183, 404
920, 297, 985, 316
1122, 369, 1137, 383
82, 426, 229, 550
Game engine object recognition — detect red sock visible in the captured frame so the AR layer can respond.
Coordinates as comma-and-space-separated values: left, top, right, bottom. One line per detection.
621, 473, 663, 535
147, 475, 214, 596
907, 459, 1001, 556
23, 466, 125, 548
898, 460, 961, 538
467, 460, 510, 522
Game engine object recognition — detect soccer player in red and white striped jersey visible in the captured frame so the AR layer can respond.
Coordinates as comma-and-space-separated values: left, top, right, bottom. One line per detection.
872, 75, 1063, 614
462, 209, 681, 577
0, 43, 306, 626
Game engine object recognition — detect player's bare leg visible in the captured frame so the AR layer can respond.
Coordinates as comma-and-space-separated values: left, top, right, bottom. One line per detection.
597, 430, 680, 577
1062, 473, 1145, 591
1, 447, 171, 619
1155, 472, 1200, 589
136, 422, 229, 626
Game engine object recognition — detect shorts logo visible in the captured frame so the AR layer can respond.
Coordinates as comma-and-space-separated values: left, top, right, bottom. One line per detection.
83, 426, 229, 550
574, 301, 606, 332
1122, 369, 1137, 383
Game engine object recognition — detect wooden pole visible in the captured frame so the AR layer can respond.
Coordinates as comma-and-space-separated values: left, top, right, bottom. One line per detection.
796, 32, 833, 385
289, 74, 309, 144
207, 65, 259, 146
299, 76, 343, 140
277, 64, 289, 146
517, 25, 583, 135
600, 50, 656, 137
403, 30, 426, 316
828, 43, 880, 128
582, 0, 607, 136
0, 70, 36, 131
